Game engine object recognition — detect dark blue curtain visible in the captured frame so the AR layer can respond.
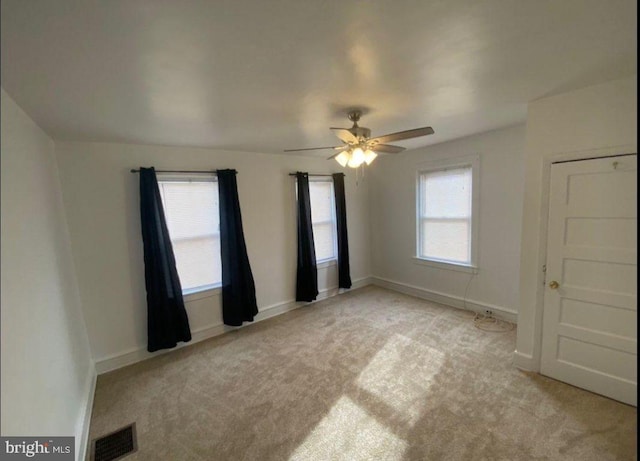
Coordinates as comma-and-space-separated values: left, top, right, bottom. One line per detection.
332, 173, 352, 289
217, 169, 258, 326
139, 167, 192, 352
295, 172, 318, 302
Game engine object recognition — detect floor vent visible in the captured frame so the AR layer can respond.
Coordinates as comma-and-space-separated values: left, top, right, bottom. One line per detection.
91, 422, 138, 461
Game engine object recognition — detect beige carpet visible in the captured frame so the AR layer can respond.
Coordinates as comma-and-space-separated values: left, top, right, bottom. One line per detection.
88, 286, 637, 460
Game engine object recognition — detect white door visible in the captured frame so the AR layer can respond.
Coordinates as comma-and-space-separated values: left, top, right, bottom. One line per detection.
540, 154, 637, 406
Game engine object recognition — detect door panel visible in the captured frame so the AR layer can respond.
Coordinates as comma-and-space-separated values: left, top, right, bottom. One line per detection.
566, 218, 636, 249
567, 170, 637, 216
559, 298, 637, 338
563, 259, 636, 293
540, 154, 637, 406
557, 337, 635, 380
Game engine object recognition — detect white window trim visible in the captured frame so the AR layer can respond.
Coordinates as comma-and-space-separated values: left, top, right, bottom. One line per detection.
179, 279, 223, 297
412, 256, 478, 274
183, 285, 221, 302
317, 259, 337, 269
157, 172, 218, 183
157, 172, 223, 296
415, 154, 480, 271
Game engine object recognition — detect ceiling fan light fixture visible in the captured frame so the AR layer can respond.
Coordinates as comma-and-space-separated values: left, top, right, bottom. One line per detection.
347, 147, 365, 168
364, 149, 377, 165
335, 151, 350, 167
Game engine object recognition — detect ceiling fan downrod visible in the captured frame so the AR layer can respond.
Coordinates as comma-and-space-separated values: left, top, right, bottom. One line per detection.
347, 110, 361, 128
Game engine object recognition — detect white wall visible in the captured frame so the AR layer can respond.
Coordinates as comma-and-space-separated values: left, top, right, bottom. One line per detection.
515, 76, 637, 370
1, 89, 95, 459
54, 141, 371, 372
369, 124, 526, 319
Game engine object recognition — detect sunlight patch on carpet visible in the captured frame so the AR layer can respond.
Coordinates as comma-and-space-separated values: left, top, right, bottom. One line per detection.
288, 396, 407, 461
356, 334, 445, 424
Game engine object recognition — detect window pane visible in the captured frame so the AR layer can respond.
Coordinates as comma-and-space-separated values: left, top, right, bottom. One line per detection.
420, 219, 470, 263
159, 181, 219, 240
309, 181, 334, 223
172, 236, 222, 291
313, 222, 335, 262
421, 167, 471, 218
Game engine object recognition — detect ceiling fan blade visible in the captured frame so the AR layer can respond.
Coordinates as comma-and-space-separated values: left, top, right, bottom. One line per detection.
327, 146, 349, 160
373, 144, 406, 154
370, 126, 434, 145
284, 146, 342, 152
330, 128, 358, 144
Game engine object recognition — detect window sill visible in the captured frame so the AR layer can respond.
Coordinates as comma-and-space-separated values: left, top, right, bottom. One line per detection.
183, 285, 222, 302
412, 257, 478, 274
317, 259, 337, 269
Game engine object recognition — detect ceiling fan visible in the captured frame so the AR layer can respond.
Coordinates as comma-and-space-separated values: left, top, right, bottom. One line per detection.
284, 110, 434, 168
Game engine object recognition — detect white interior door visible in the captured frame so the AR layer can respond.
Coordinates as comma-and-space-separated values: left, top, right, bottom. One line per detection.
540, 154, 637, 406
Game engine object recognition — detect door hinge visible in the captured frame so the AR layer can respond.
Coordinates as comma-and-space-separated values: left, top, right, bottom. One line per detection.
542, 265, 546, 285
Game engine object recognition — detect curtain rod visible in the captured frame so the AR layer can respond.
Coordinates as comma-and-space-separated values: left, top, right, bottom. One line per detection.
288, 173, 344, 177
129, 169, 342, 176
130, 169, 217, 174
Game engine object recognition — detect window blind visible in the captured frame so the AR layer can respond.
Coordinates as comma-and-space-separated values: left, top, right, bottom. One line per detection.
419, 166, 472, 264
309, 180, 337, 262
158, 179, 222, 292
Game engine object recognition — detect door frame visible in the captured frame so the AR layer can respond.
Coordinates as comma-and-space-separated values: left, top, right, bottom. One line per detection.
525, 145, 637, 372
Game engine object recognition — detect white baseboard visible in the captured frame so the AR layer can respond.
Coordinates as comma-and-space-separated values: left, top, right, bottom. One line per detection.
370, 276, 518, 324
513, 350, 539, 372
95, 277, 373, 374
77, 363, 97, 461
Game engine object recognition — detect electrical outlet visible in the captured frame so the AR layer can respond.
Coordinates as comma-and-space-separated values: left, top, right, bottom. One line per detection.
485, 310, 494, 318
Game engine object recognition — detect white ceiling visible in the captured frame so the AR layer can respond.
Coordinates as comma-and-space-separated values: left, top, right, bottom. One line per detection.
1, 0, 636, 156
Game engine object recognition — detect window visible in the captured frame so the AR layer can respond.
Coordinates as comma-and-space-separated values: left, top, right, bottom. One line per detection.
417, 156, 479, 269
309, 179, 338, 263
157, 175, 221, 294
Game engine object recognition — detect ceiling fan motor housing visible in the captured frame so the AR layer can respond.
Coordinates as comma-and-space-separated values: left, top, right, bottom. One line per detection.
350, 126, 371, 141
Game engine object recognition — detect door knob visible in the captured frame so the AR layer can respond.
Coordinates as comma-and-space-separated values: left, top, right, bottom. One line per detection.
549, 280, 560, 289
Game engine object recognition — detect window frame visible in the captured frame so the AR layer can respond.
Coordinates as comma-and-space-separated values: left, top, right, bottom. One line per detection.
156, 172, 222, 297
299, 177, 339, 265
415, 155, 480, 274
